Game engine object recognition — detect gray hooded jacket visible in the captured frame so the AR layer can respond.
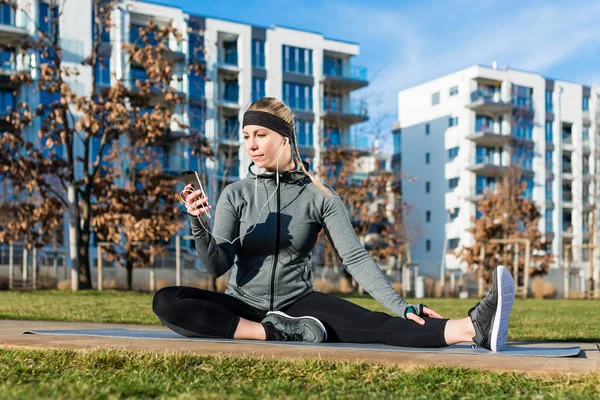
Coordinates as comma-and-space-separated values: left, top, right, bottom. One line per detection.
188, 160, 421, 317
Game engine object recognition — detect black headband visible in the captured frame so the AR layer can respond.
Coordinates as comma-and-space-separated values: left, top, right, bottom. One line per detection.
242, 110, 293, 141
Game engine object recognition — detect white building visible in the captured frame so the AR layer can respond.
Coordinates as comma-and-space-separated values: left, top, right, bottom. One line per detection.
393, 65, 599, 277
0, 0, 369, 266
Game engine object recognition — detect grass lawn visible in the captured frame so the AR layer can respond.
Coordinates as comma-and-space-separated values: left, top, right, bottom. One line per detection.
1, 348, 599, 399
0, 290, 599, 342
1, 290, 599, 399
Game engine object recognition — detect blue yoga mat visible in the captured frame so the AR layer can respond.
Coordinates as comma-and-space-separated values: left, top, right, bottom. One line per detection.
23, 328, 581, 358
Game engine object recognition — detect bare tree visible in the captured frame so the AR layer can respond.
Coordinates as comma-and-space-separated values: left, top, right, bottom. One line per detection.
458, 167, 553, 285
0, 0, 209, 289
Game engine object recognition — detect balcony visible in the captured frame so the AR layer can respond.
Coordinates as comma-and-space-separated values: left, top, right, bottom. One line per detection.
0, 5, 28, 44
466, 89, 512, 114
466, 128, 509, 147
217, 86, 240, 111
216, 49, 239, 76
321, 64, 368, 91
467, 154, 507, 177
321, 97, 368, 124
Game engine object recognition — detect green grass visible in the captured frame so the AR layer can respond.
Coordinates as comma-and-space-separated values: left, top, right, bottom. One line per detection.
1, 348, 599, 399
1, 290, 598, 342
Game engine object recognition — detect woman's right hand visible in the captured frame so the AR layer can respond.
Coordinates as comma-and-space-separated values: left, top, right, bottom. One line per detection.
183, 184, 212, 216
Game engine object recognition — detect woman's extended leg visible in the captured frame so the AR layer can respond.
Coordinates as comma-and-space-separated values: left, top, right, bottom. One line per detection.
282, 292, 451, 348
152, 286, 267, 339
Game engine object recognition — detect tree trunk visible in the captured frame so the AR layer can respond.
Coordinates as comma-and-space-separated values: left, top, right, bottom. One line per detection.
78, 198, 93, 289
68, 184, 80, 291
126, 254, 134, 291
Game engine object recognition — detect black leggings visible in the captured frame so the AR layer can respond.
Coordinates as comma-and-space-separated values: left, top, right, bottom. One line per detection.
152, 286, 449, 348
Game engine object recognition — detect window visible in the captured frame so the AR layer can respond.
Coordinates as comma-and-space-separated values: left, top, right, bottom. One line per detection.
447, 238, 459, 250
188, 26, 205, 61
431, 92, 440, 105
282, 45, 312, 75
295, 120, 313, 147
222, 41, 238, 65
425, 123, 430, 135
426, 240, 431, 252
545, 121, 553, 142
476, 176, 496, 195
189, 70, 205, 99
475, 115, 497, 133
38, 2, 59, 36
222, 79, 239, 102
425, 181, 430, 193
95, 56, 110, 86
545, 90, 553, 112
545, 150, 553, 170
425, 152, 430, 164
426, 210, 431, 222
512, 111, 533, 139
449, 86, 458, 97
252, 77, 265, 102
512, 85, 533, 109
0, 3, 15, 26
448, 117, 458, 127
545, 180, 553, 202
252, 39, 265, 68
0, 48, 15, 70
323, 57, 342, 77
189, 105, 205, 132
0, 89, 15, 111
448, 207, 459, 222
448, 147, 459, 160
448, 177, 459, 190
582, 127, 590, 147
282, 82, 312, 111
522, 177, 533, 199
582, 96, 590, 111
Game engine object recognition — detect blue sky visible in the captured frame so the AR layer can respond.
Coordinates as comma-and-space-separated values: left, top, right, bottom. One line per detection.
172, 0, 600, 147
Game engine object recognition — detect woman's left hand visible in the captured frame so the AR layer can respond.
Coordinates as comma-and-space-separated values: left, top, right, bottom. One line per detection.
406, 306, 444, 325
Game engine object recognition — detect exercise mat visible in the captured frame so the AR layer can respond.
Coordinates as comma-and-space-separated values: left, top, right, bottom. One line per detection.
23, 328, 581, 357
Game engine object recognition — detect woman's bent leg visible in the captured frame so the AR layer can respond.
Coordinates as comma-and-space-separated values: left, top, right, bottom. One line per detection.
152, 286, 267, 338
282, 292, 448, 348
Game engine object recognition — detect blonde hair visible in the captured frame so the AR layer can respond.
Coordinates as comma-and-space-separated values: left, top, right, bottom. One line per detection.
248, 97, 332, 196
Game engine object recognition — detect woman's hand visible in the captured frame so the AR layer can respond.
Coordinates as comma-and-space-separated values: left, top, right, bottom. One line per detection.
183, 184, 212, 216
406, 306, 444, 325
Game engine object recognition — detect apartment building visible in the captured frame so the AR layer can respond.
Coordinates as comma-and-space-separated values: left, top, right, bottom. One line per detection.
393, 65, 599, 277
0, 0, 369, 265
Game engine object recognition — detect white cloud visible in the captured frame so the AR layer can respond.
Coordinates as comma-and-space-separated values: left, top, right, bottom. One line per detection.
310, 0, 600, 118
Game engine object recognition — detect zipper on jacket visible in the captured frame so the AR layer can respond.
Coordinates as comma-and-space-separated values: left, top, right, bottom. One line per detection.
269, 184, 281, 310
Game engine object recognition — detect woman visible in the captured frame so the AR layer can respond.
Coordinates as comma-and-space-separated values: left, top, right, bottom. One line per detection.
153, 97, 515, 352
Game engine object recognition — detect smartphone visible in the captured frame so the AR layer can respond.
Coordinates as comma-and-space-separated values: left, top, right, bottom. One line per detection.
180, 170, 211, 219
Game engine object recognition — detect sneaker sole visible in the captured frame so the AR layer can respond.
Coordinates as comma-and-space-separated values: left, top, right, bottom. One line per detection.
264, 311, 328, 342
491, 265, 515, 352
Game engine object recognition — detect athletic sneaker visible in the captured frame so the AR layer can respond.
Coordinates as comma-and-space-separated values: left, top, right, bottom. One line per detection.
468, 265, 515, 352
260, 311, 327, 343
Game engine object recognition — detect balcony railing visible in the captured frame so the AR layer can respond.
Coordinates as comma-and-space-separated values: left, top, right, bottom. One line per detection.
470, 89, 502, 103
218, 50, 238, 66
323, 64, 368, 81
322, 98, 368, 117
562, 163, 572, 174
562, 133, 572, 145
562, 192, 573, 202
220, 87, 239, 103
474, 154, 502, 166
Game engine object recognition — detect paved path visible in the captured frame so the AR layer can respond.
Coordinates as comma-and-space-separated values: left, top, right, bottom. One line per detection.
1, 320, 598, 376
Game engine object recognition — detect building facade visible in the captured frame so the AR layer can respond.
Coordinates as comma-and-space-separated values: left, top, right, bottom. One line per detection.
0, 0, 369, 267
394, 65, 599, 277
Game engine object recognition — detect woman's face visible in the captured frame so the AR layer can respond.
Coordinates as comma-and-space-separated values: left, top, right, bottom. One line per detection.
243, 125, 291, 171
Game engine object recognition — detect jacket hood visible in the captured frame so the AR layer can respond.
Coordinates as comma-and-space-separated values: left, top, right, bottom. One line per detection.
247, 158, 310, 184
